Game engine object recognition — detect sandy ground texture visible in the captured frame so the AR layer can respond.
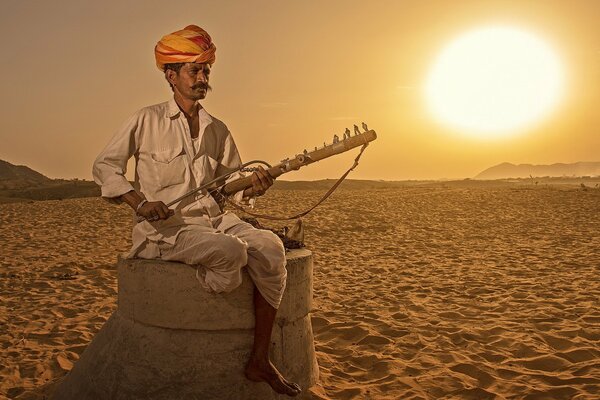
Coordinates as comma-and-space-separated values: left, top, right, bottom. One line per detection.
1, 184, 599, 399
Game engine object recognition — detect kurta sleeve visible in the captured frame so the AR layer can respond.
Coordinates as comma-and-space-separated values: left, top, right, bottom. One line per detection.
92, 113, 139, 204
216, 131, 255, 207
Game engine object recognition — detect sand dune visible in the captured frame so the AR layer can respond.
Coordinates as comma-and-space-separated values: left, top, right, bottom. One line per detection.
1, 184, 599, 399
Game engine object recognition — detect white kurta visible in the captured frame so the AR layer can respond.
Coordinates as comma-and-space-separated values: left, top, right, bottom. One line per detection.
92, 98, 287, 308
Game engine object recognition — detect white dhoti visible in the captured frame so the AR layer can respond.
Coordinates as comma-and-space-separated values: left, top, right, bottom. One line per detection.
137, 213, 287, 309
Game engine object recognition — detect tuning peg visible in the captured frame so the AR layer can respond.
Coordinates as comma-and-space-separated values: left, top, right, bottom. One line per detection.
353, 124, 360, 136
362, 122, 368, 132
333, 134, 340, 144
345, 128, 351, 139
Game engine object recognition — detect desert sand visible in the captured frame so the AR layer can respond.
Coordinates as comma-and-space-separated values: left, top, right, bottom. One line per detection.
1, 183, 599, 399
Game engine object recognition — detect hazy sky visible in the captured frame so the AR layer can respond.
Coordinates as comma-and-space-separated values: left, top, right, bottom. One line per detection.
1, 0, 599, 180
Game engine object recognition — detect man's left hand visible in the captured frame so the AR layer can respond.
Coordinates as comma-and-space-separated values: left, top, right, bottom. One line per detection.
251, 166, 274, 196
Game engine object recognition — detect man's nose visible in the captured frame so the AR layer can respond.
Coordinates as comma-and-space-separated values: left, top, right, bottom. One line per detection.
196, 73, 208, 83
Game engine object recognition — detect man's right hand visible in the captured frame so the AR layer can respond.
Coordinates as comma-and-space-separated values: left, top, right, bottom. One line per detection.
137, 201, 174, 221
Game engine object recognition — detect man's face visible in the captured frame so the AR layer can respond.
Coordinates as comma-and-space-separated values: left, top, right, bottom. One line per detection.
169, 62, 211, 101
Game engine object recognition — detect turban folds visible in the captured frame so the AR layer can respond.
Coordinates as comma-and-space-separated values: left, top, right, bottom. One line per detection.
154, 25, 216, 71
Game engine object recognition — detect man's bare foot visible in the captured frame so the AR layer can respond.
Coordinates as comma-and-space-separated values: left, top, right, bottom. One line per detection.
245, 358, 301, 397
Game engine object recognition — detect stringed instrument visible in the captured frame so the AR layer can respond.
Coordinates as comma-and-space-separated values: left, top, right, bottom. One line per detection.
154, 123, 377, 216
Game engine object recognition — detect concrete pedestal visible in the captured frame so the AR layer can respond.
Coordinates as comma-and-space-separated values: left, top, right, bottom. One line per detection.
51, 249, 318, 400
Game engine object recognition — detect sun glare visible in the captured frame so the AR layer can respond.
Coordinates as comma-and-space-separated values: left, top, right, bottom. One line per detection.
425, 26, 565, 138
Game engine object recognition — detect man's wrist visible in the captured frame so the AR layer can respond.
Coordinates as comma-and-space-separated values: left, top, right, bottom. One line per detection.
135, 199, 148, 214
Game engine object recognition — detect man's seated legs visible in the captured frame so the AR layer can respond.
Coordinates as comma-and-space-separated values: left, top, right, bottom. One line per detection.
159, 226, 249, 293
218, 213, 301, 396
220, 214, 288, 309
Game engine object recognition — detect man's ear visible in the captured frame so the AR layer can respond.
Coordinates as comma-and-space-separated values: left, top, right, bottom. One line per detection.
165, 69, 177, 87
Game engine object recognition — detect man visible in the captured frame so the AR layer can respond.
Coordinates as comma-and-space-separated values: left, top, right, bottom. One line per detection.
92, 25, 301, 397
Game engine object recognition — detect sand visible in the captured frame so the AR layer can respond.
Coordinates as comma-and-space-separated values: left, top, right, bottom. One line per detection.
1, 184, 599, 399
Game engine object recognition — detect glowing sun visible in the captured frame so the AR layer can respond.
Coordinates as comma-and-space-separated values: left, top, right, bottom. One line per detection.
425, 26, 565, 138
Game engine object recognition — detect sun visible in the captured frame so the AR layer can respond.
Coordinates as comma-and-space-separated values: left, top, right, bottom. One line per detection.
425, 26, 565, 138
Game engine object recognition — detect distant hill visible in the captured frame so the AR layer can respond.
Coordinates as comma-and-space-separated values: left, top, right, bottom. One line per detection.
0, 159, 52, 189
475, 162, 600, 180
0, 159, 100, 202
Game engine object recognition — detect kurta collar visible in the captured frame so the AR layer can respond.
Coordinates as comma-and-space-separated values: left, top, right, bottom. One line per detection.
197, 107, 213, 124
166, 97, 213, 124
166, 97, 181, 118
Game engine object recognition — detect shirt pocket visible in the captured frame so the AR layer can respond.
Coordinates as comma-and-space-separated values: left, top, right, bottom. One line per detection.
151, 146, 187, 188
196, 154, 220, 183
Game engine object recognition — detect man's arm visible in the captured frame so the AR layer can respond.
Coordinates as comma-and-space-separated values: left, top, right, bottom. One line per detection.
92, 113, 139, 202
120, 190, 174, 221
92, 112, 174, 221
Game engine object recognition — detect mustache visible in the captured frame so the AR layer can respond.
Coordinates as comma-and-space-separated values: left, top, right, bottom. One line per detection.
192, 83, 212, 91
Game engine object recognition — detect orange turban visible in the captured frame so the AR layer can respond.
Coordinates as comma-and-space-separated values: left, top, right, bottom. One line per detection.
154, 25, 216, 71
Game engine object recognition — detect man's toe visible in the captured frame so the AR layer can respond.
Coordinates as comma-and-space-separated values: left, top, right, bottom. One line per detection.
286, 381, 302, 394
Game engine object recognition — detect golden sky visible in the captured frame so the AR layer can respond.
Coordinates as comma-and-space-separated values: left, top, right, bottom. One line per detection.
1, 0, 599, 180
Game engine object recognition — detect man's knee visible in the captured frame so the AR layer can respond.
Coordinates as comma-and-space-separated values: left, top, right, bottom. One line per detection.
250, 230, 286, 273
216, 234, 249, 268
198, 235, 248, 293
191, 233, 249, 269
256, 230, 285, 252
